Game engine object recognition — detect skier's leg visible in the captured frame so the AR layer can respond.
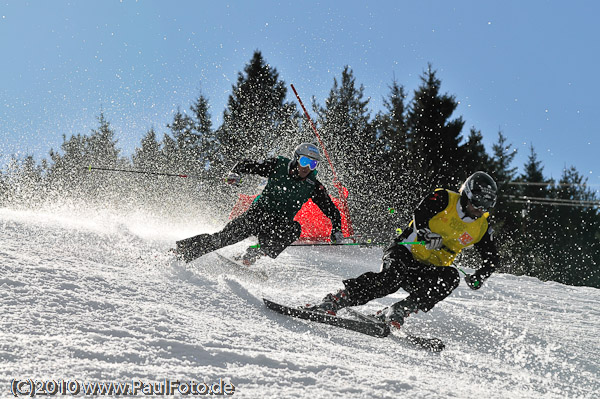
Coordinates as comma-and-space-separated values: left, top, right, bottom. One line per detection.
311, 246, 412, 313
175, 210, 256, 263
175, 233, 217, 263
341, 250, 409, 306
211, 210, 256, 248
401, 265, 460, 312
256, 215, 302, 258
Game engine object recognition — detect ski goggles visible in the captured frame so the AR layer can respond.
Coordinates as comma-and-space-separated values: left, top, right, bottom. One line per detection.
298, 155, 319, 170
469, 193, 496, 212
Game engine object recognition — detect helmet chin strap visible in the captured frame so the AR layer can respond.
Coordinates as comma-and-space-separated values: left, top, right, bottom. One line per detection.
458, 193, 480, 221
459, 192, 470, 214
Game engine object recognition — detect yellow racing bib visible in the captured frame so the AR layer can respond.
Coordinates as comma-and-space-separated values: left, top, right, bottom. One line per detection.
411, 190, 488, 266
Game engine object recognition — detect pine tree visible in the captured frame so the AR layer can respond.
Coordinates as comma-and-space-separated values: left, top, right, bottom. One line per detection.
405, 65, 465, 191
160, 133, 178, 172
133, 128, 162, 171
166, 91, 218, 177
167, 108, 196, 172
316, 66, 371, 181
88, 112, 121, 167
520, 145, 551, 201
488, 131, 519, 225
314, 66, 375, 234
47, 111, 125, 203
463, 128, 490, 178
485, 131, 521, 272
516, 145, 554, 279
48, 133, 88, 195
218, 51, 297, 164
0, 169, 6, 205
189, 93, 220, 173
548, 167, 600, 287
3, 155, 45, 206
374, 80, 408, 176
370, 80, 413, 235
130, 128, 163, 207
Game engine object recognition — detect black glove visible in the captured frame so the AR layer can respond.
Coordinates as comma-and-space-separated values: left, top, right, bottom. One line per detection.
224, 172, 242, 186
417, 228, 443, 250
330, 229, 345, 244
464, 273, 484, 290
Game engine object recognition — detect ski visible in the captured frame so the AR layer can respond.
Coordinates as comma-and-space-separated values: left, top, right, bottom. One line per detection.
344, 308, 445, 352
216, 253, 269, 281
263, 298, 390, 338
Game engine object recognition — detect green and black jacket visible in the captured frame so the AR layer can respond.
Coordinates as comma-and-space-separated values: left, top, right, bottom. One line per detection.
231, 156, 342, 231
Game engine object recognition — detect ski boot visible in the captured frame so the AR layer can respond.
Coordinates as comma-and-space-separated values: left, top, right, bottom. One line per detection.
374, 298, 419, 329
175, 234, 219, 263
305, 289, 351, 316
241, 246, 265, 266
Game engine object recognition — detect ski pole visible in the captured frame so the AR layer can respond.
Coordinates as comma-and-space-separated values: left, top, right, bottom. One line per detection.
290, 83, 354, 236
290, 84, 337, 181
249, 241, 425, 249
86, 165, 199, 178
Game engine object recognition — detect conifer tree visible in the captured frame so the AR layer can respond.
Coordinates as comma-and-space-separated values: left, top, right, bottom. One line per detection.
405, 65, 465, 191
218, 51, 297, 164
48, 133, 88, 194
548, 167, 600, 287
88, 112, 121, 167
166, 91, 218, 176
314, 66, 375, 233
167, 108, 196, 172
316, 66, 371, 180
374, 80, 408, 177
488, 132, 519, 229
189, 93, 220, 173
4, 155, 45, 206
516, 145, 553, 278
463, 128, 490, 178
0, 170, 7, 205
520, 145, 551, 201
370, 80, 413, 234
485, 131, 521, 271
133, 128, 162, 171
160, 133, 178, 172
47, 111, 124, 202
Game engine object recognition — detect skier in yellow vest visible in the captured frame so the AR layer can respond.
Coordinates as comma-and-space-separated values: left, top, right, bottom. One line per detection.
308, 171, 500, 328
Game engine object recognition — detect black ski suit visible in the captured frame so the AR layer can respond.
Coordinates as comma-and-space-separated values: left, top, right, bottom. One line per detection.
176, 156, 342, 263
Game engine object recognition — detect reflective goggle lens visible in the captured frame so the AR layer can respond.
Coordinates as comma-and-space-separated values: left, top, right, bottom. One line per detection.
298, 156, 318, 170
470, 193, 496, 212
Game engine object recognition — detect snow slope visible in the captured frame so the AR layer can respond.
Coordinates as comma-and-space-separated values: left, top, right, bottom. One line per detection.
1, 207, 598, 398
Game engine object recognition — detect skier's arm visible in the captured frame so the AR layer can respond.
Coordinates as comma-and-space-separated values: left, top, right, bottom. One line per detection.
230, 157, 278, 178
311, 183, 342, 232
474, 227, 499, 280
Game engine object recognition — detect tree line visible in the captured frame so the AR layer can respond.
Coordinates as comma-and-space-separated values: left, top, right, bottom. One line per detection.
1, 50, 598, 288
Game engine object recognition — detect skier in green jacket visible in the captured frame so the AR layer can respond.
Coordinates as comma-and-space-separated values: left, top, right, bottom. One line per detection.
175, 143, 344, 265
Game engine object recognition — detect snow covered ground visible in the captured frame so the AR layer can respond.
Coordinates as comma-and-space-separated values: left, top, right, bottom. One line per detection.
1, 206, 598, 398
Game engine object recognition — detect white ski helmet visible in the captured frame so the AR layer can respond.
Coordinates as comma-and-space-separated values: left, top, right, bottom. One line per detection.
459, 171, 498, 212
293, 142, 321, 161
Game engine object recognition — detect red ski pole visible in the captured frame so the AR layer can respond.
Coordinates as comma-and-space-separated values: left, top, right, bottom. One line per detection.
290, 84, 338, 181
290, 84, 354, 236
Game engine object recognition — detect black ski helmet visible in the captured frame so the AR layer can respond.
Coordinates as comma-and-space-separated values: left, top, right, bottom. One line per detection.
293, 143, 321, 161
459, 171, 498, 212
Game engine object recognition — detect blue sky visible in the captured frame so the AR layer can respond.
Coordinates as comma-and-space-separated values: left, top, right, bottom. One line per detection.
1, 1, 598, 189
